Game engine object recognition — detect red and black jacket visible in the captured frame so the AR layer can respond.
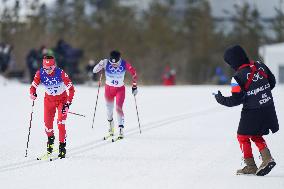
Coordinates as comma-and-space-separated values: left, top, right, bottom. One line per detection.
216, 61, 276, 109
233, 61, 275, 109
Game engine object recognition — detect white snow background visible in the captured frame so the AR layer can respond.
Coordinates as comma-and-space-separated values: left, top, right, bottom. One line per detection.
0, 78, 283, 189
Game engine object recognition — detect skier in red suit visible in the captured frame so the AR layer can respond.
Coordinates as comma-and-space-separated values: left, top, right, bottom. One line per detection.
29, 55, 75, 159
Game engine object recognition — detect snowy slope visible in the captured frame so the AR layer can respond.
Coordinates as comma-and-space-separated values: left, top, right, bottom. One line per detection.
0, 81, 283, 189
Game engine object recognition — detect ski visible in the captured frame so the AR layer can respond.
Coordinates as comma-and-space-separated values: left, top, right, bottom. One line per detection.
103, 135, 123, 142
111, 136, 123, 142
36, 149, 59, 161
49, 156, 60, 161
37, 154, 61, 161
103, 134, 114, 141
36, 153, 51, 161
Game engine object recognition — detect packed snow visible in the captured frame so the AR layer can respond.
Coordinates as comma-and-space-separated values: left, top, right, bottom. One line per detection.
0, 79, 283, 189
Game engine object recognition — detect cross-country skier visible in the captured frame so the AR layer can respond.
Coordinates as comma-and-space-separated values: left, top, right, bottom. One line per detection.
214, 45, 279, 176
93, 50, 138, 139
29, 55, 75, 159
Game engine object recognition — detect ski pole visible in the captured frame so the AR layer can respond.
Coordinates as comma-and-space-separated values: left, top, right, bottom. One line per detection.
134, 95, 142, 134
68, 111, 86, 117
91, 72, 103, 129
25, 100, 35, 157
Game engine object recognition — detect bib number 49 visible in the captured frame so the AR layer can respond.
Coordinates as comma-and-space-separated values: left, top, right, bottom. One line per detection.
111, 80, 119, 85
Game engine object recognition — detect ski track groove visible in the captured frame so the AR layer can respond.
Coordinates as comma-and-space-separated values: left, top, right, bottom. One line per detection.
0, 106, 226, 173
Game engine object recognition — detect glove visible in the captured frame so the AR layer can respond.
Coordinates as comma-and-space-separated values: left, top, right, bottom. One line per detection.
214, 90, 224, 104
30, 93, 37, 101
132, 85, 138, 96
62, 102, 71, 114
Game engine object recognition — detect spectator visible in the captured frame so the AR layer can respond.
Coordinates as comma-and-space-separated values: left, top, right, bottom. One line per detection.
213, 66, 228, 85
162, 66, 176, 86
26, 49, 40, 82
53, 40, 66, 69
0, 43, 13, 73
53, 39, 83, 80
85, 59, 97, 86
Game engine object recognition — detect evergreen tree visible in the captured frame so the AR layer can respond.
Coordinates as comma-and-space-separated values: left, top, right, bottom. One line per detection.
140, 0, 181, 83
183, 0, 218, 83
271, 0, 284, 42
229, 2, 265, 60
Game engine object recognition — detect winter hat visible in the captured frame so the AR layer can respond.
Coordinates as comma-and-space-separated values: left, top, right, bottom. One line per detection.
109, 50, 121, 63
43, 55, 55, 67
223, 45, 249, 70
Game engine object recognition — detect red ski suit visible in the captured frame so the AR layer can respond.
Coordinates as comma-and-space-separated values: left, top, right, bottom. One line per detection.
30, 68, 75, 143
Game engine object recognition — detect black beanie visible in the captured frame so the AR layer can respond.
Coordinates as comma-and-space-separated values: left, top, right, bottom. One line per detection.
110, 50, 121, 63
223, 45, 249, 70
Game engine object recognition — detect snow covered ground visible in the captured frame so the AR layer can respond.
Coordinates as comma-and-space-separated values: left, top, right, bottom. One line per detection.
0, 79, 283, 189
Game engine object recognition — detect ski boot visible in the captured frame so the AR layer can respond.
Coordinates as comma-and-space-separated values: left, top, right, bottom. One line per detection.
118, 125, 124, 140
103, 119, 114, 140
256, 148, 276, 176
108, 119, 114, 136
47, 135, 55, 154
236, 157, 258, 175
58, 142, 66, 159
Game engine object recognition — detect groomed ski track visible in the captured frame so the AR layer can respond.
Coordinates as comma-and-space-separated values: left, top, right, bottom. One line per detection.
0, 82, 283, 189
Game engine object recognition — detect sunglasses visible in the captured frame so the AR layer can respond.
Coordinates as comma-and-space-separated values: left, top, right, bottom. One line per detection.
109, 60, 120, 67
43, 66, 55, 71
